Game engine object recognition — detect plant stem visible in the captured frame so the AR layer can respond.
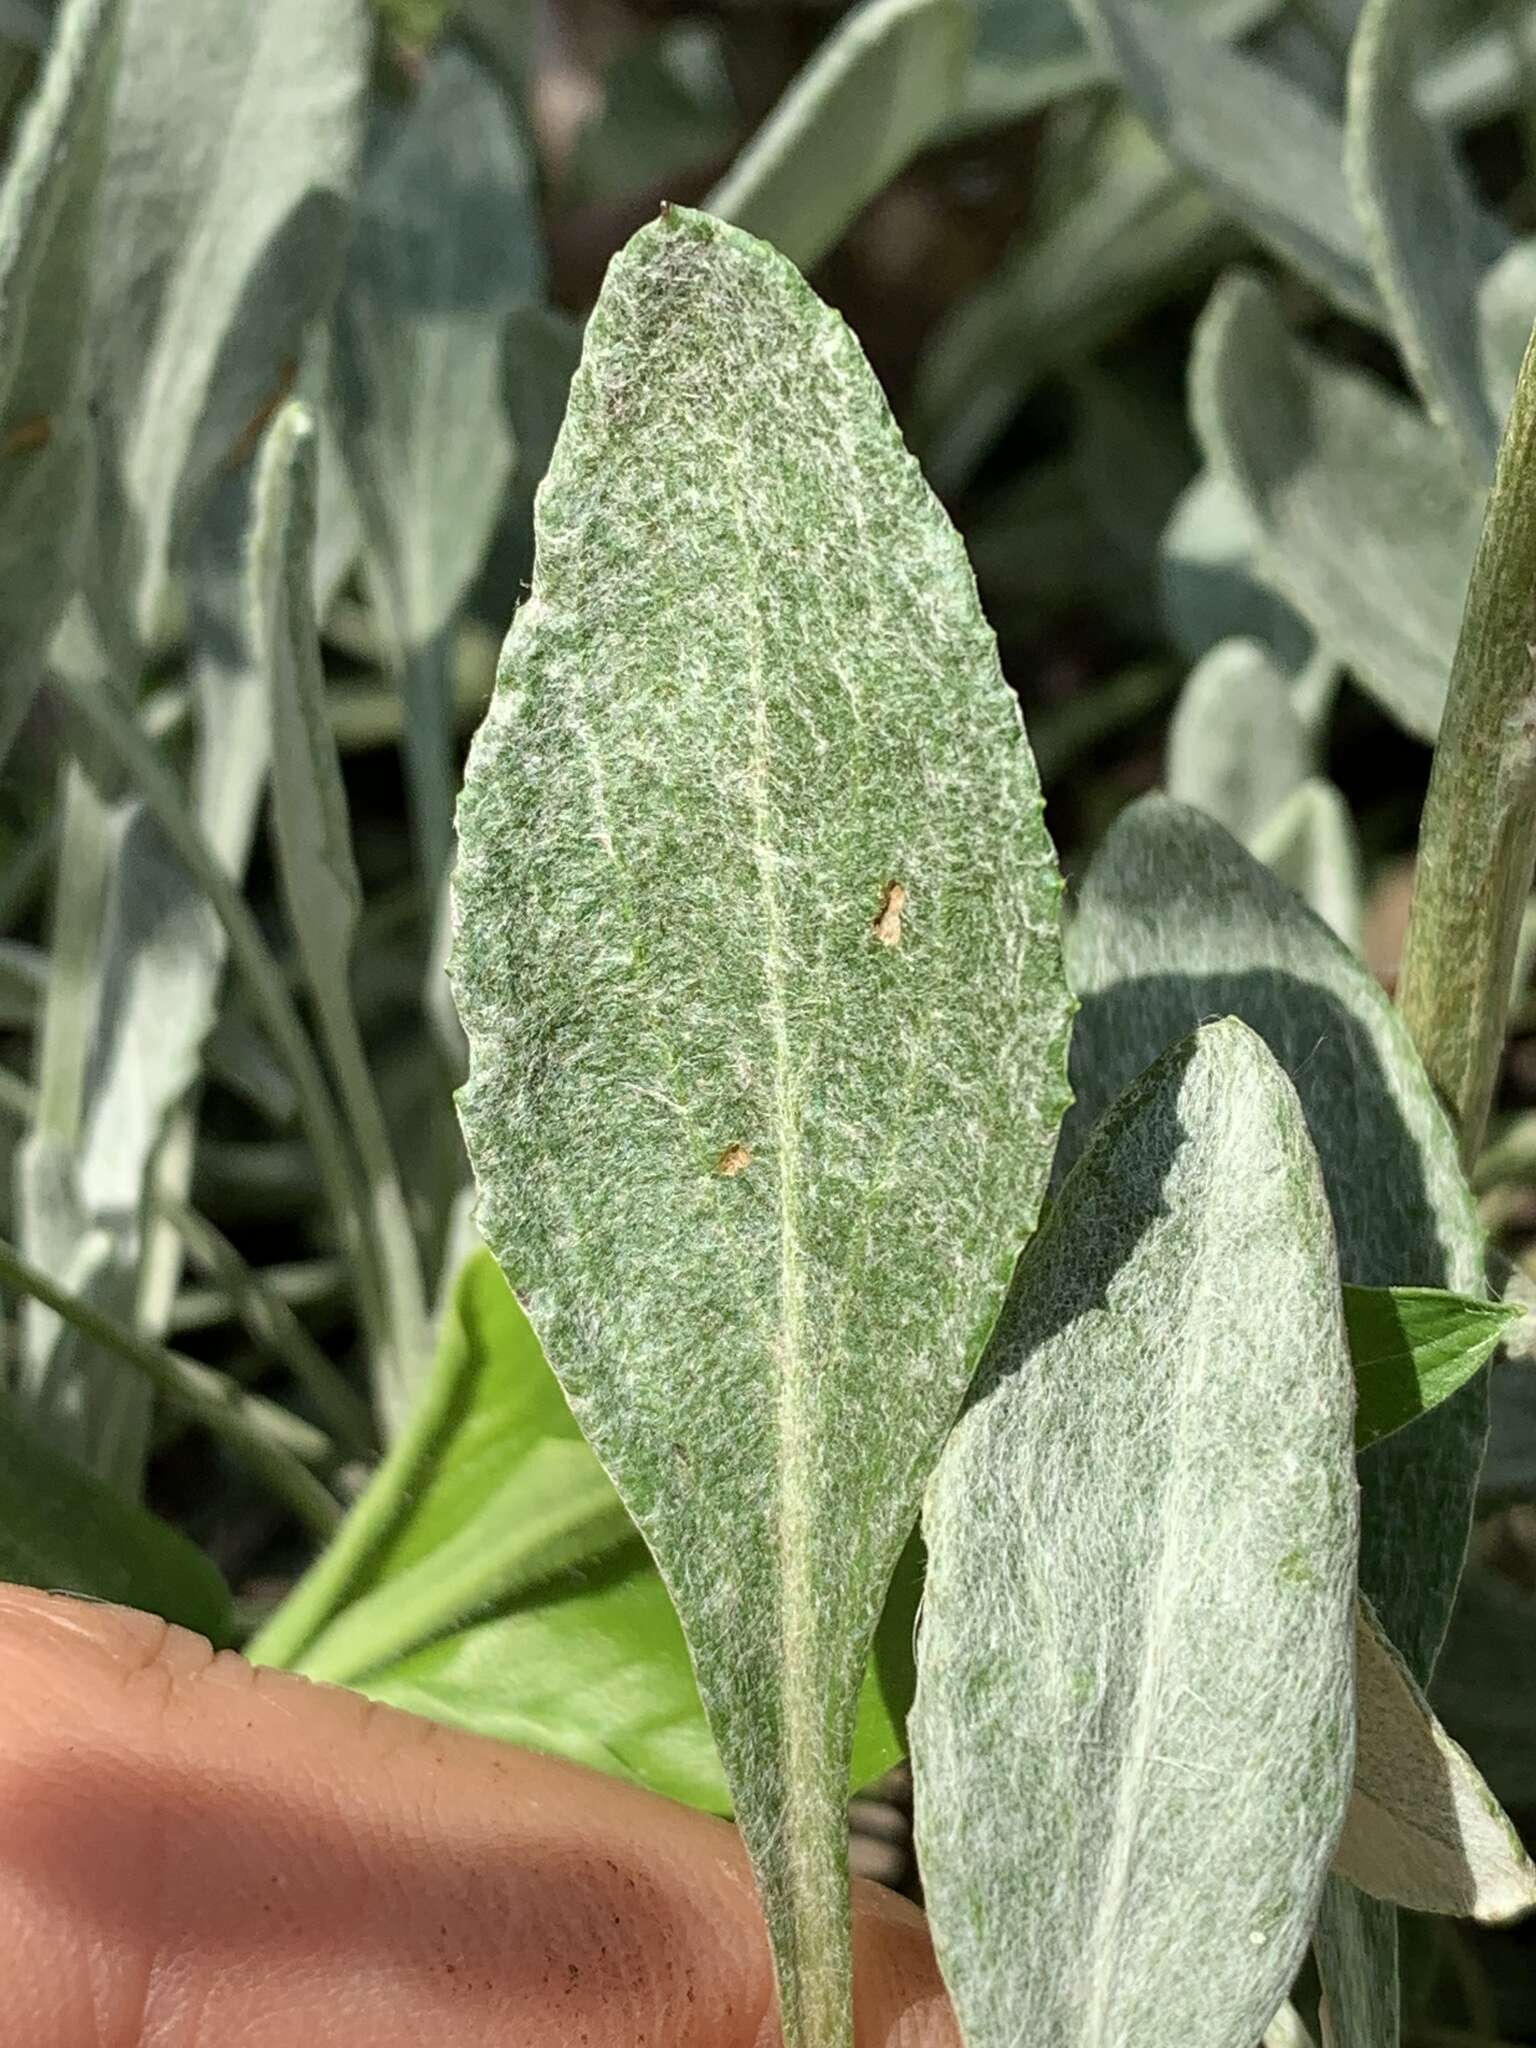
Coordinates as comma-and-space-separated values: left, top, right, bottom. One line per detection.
0, 1233, 343, 1536
1397, 315, 1536, 1168
157, 1194, 377, 1459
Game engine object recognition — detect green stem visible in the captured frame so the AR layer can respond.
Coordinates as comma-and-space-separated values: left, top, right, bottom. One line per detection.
0, 1233, 343, 1536
1397, 316, 1536, 1168
158, 1194, 377, 1460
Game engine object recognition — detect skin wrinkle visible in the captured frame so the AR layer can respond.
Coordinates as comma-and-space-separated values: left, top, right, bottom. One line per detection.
0, 1588, 958, 2048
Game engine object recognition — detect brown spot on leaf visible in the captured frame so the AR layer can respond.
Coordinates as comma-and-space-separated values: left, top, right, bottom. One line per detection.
872, 880, 908, 947
2, 414, 52, 457
716, 1142, 751, 1177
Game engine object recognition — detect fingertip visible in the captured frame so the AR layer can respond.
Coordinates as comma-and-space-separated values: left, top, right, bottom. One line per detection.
0, 1588, 956, 2046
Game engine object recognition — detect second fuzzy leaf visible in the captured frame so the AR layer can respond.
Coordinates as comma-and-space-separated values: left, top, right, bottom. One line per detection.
451, 206, 1073, 2047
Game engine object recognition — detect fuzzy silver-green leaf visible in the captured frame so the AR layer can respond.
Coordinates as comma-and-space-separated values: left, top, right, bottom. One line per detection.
1064, 795, 1486, 1687
1192, 270, 1481, 744
913, 1019, 1357, 2048
1345, 0, 1507, 479
451, 205, 1073, 2048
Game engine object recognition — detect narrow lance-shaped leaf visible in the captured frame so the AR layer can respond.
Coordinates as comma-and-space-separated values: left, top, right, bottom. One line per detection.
252, 400, 430, 1435
329, 40, 540, 886
452, 206, 1074, 2047
0, 0, 120, 736
912, 1020, 1358, 2048
707, 0, 972, 273
1345, 0, 1507, 481
1336, 1594, 1536, 1922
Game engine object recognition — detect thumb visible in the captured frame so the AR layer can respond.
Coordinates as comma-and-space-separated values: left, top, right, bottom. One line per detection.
0, 1585, 957, 2047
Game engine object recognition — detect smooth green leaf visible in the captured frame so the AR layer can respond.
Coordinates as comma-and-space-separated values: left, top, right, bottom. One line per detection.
1336, 1595, 1536, 1921
255, 1247, 921, 1811
1166, 635, 1310, 844
1345, 0, 1507, 479
707, 0, 970, 272
1070, 0, 1381, 322
1345, 1284, 1518, 1450
912, 1020, 1357, 2048
1251, 778, 1363, 948
252, 401, 429, 1434
1192, 271, 1481, 743
452, 206, 1073, 2047
0, 1394, 231, 1641
1063, 795, 1487, 1688
86, 0, 368, 646
0, 0, 119, 720
329, 39, 539, 883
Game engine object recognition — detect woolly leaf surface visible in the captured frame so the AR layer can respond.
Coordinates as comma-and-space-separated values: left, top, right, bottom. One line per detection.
912, 1020, 1357, 2048
1063, 795, 1486, 1687
451, 205, 1073, 2045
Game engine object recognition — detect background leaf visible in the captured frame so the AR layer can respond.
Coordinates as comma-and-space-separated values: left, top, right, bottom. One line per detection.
1346, 1284, 1519, 1450
1191, 270, 1481, 745
1345, 0, 1507, 478
1064, 796, 1487, 1688
1337, 1596, 1536, 1922
0, 0, 119, 737
0, 1393, 231, 1640
1070, 0, 1380, 320
328, 37, 540, 886
707, 0, 971, 272
1165, 635, 1310, 843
